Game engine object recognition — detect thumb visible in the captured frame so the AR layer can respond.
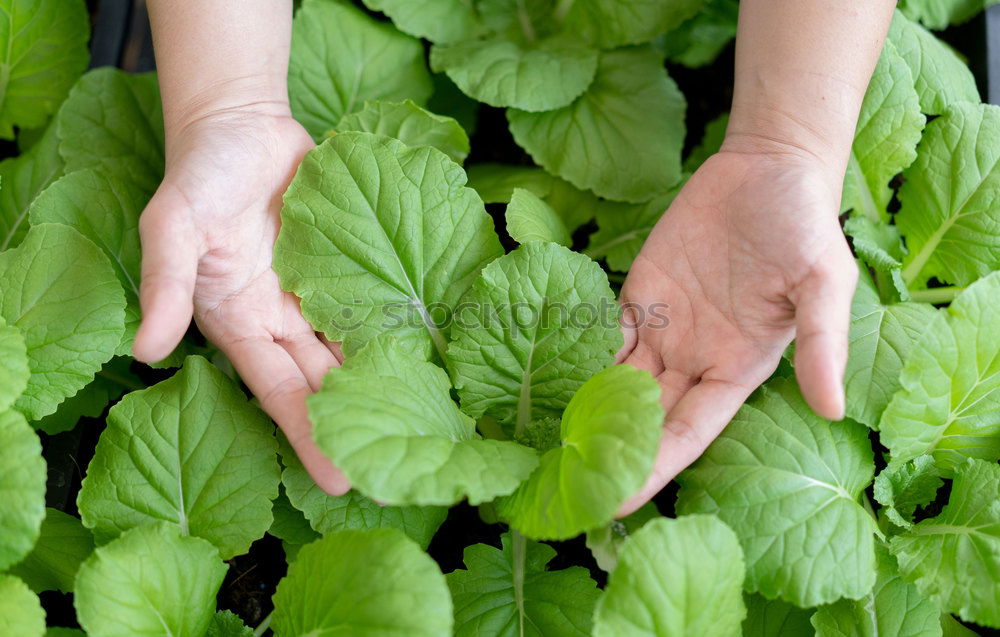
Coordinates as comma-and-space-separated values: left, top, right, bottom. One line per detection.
791, 257, 858, 421
132, 186, 201, 364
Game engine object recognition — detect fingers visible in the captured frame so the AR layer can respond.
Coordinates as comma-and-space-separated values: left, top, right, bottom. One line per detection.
133, 188, 201, 364
617, 377, 752, 516
791, 260, 858, 421
224, 335, 350, 497
276, 330, 340, 391
616, 304, 639, 363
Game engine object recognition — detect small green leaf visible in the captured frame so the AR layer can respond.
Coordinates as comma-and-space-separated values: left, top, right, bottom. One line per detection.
677, 378, 878, 607
447, 242, 622, 426
8, 508, 94, 594
880, 272, 1000, 471
274, 131, 503, 360
0, 223, 126, 421
873, 456, 944, 530
427, 72, 479, 136
0, 575, 45, 637
890, 458, 1000, 629
505, 188, 571, 246
843, 216, 910, 301
207, 611, 253, 637
593, 515, 747, 637
0, 318, 29, 411
899, 0, 997, 30
32, 357, 138, 436
508, 47, 685, 203
0, 0, 89, 138
658, 0, 739, 69
585, 185, 681, 272
289, 0, 432, 141
56, 68, 164, 196
0, 409, 45, 570
74, 522, 228, 637
562, 0, 705, 49
499, 365, 663, 540
683, 112, 729, 173
272, 529, 453, 637
447, 532, 600, 637
269, 487, 320, 547
466, 163, 597, 233
742, 595, 816, 636
362, 0, 482, 44
335, 99, 470, 164
309, 336, 538, 506
78, 356, 281, 559
0, 120, 63, 251
584, 502, 660, 573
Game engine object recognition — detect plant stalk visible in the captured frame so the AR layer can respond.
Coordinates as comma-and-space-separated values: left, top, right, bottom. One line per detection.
909, 286, 962, 304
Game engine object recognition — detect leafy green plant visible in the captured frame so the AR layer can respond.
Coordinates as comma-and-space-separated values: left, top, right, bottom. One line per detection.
1, 1, 999, 636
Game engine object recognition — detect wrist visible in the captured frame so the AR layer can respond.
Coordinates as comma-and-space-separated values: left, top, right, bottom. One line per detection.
163, 74, 292, 135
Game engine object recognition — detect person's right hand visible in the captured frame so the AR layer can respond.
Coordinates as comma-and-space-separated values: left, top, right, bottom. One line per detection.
132, 105, 350, 496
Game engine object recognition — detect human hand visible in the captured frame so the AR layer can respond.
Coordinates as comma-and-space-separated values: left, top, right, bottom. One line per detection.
617, 148, 858, 514
132, 105, 349, 496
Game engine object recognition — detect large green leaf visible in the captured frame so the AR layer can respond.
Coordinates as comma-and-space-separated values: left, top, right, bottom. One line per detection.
844, 269, 937, 428
0, 409, 45, 570
842, 43, 924, 221
811, 543, 941, 637
8, 508, 94, 594
584, 185, 681, 272
499, 365, 663, 540
0, 0, 89, 138
886, 11, 979, 115
880, 272, 1000, 471
0, 120, 63, 251
447, 532, 600, 636
890, 459, 1000, 629
508, 47, 685, 203
274, 131, 503, 361
0, 575, 44, 637
362, 0, 482, 44
431, 35, 598, 112
289, 0, 432, 141
677, 378, 879, 607
447, 242, 621, 426
335, 99, 470, 164
593, 515, 747, 637
897, 103, 1000, 288
56, 68, 164, 196
0, 318, 28, 411
278, 433, 446, 548
0, 224, 126, 420
873, 456, 943, 530
505, 188, 571, 246
742, 595, 816, 636
561, 0, 704, 49
77, 356, 281, 559
74, 522, 227, 637
271, 529, 453, 637
309, 336, 538, 506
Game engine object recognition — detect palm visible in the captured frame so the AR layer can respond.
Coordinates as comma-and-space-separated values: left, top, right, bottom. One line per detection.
618, 152, 857, 512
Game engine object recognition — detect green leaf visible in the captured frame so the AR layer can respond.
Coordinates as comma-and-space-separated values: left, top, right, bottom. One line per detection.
335, 99, 470, 164
843, 216, 910, 301
269, 487, 320, 548
886, 11, 980, 115
431, 35, 598, 112
427, 72, 479, 136
0, 120, 63, 251
0, 223, 126, 420
842, 44, 924, 221
508, 47, 685, 203
0, 575, 45, 637
274, 131, 503, 361
29, 169, 146, 353
0, 317, 28, 411
584, 185, 682, 272
845, 268, 937, 428
683, 112, 729, 173
207, 611, 253, 637
8, 508, 94, 594
939, 614, 980, 637
447, 531, 600, 636
499, 365, 663, 540
742, 595, 816, 636
32, 357, 138, 436
593, 515, 747, 637
56, 68, 164, 196
278, 433, 446, 548
811, 543, 941, 637
899, 0, 998, 30
0, 0, 89, 138
74, 522, 228, 637
78, 356, 281, 559
362, 0, 481, 44
0, 408, 45, 570
466, 163, 597, 233
272, 529, 453, 637
873, 456, 944, 530
658, 0, 739, 69
505, 188, 571, 246
309, 336, 538, 506
676, 378, 879, 607
897, 103, 1000, 288
890, 458, 1000, 628
562, 0, 705, 49
880, 272, 1000, 471
289, 0, 432, 141
447, 242, 621, 426
584, 502, 660, 573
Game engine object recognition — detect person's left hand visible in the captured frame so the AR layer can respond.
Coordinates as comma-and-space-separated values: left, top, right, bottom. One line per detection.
616, 148, 858, 514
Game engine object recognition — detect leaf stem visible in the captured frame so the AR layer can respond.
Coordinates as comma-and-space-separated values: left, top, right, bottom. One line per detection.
253, 612, 272, 637
511, 531, 527, 637
515, 0, 536, 42
908, 286, 962, 305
